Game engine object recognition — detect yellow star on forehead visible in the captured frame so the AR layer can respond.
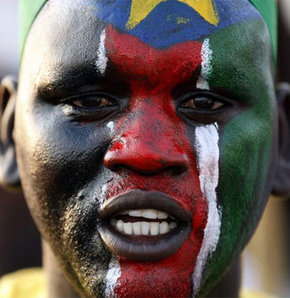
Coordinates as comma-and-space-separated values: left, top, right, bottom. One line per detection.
126, 0, 220, 30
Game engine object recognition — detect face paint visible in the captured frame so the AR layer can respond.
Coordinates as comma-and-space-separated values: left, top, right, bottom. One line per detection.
126, 0, 219, 30
190, 38, 221, 293
193, 123, 221, 294
198, 20, 275, 294
95, 0, 261, 49
197, 38, 212, 90
19, 0, 277, 59
177, 0, 219, 26
105, 256, 121, 296
15, 1, 276, 297
96, 28, 108, 75
95, 25, 221, 297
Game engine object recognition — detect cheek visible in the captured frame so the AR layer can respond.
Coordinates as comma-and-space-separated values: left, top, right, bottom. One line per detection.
203, 107, 274, 290
15, 107, 118, 295
15, 107, 114, 239
219, 110, 272, 242
17, 111, 109, 194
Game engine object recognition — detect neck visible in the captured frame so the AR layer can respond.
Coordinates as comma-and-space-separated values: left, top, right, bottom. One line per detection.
42, 240, 241, 297
42, 240, 79, 298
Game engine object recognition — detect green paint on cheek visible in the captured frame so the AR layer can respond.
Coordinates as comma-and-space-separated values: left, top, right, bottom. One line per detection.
199, 21, 276, 295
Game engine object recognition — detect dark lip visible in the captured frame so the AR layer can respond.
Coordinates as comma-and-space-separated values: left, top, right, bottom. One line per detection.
98, 189, 192, 261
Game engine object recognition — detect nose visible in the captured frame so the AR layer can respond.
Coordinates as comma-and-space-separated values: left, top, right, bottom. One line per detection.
104, 119, 189, 175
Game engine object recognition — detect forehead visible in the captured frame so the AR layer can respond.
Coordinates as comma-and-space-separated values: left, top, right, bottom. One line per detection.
20, 0, 272, 99
25, 0, 264, 49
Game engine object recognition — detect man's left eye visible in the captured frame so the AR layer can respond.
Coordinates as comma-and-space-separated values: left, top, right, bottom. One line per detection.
180, 96, 224, 111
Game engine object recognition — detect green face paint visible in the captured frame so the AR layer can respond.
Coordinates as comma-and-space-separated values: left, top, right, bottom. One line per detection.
200, 19, 276, 294
19, 0, 47, 57
250, 0, 277, 59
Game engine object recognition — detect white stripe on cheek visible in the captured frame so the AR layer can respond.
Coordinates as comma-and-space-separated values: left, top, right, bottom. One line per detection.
192, 123, 221, 295
105, 255, 121, 297
96, 29, 108, 74
193, 39, 220, 294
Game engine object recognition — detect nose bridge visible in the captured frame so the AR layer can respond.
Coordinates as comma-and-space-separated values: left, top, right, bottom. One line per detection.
104, 99, 189, 174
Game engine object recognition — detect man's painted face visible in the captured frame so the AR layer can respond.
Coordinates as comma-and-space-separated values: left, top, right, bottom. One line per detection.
15, 0, 276, 296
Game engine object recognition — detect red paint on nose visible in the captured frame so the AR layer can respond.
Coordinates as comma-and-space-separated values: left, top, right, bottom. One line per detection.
102, 26, 206, 297
104, 104, 190, 174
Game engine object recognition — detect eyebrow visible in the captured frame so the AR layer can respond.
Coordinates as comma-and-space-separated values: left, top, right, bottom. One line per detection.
35, 59, 133, 104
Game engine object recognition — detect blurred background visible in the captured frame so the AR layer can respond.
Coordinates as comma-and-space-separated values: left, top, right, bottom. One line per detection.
0, 0, 289, 296
0, 0, 42, 277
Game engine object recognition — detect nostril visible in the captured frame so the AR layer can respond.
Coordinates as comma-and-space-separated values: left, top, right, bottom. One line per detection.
107, 164, 123, 173
108, 165, 186, 176
166, 165, 187, 176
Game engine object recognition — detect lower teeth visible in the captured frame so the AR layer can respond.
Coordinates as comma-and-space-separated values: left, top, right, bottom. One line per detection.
111, 220, 177, 236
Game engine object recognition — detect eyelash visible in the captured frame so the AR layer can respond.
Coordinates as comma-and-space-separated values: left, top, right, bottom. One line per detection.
72, 95, 117, 109
177, 91, 230, 112
180, 96, 225, 111
61, 93, 120, 121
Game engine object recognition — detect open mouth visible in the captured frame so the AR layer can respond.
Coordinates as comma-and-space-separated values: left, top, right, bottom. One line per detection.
110, 209, 177, 236
98, 190, 192, 261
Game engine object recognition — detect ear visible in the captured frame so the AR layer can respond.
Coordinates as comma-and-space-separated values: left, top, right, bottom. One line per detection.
272, 82, 290, 198
0, 76, 21, 191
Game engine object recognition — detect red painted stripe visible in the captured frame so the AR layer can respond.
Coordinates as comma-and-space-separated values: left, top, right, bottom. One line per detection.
103, 25, 208, 297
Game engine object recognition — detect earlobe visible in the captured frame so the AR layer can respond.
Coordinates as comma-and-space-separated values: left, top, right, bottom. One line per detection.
0, 76, 21, 191
272, 82, 290, 198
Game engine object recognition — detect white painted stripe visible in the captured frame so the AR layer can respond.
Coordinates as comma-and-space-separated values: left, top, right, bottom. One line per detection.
192, 123, 221, 294
197, 38, 212, 90
107, 121, 115, 132
96, 29, 108, 74
192, 38, 222, 295
104, 255, 121, 297
100, 184, 108, 207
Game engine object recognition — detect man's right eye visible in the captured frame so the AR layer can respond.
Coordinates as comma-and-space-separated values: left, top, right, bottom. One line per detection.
62, 93, 120, 121
72, 95, 118, 109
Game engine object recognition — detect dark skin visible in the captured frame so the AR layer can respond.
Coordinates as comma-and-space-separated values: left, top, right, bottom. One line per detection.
1, 1, 290, 297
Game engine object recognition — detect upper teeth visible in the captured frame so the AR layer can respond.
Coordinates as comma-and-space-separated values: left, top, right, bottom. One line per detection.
122, 209, 170, 219
110, 209, 177, 236
111, 220, 177, 236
